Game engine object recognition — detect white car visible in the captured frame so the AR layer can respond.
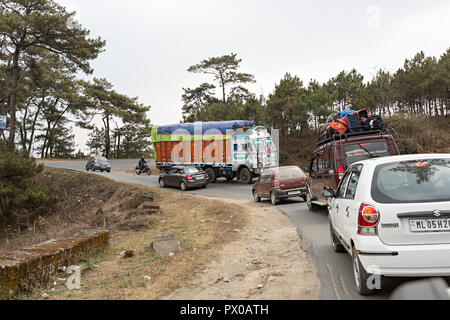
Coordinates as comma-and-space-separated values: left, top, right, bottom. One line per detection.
324, 154, 450, 295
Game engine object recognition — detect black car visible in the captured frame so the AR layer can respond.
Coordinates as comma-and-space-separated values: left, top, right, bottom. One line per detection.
159, 166, 209, 191
86, 156, 111, 173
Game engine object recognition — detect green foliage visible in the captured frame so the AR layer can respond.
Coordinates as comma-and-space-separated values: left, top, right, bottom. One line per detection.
0, 0, 105, 151
0, 143, 50, 221
397, 139, 424, 155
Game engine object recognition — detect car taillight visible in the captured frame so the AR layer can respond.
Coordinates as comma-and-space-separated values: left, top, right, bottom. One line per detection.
205, 173, 209, 179
274, 180, 280, 188
358, 203, 379, 236
187, 175, 194, 181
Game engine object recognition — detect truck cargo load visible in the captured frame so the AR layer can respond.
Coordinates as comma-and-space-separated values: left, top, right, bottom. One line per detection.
151, 121, 278, 184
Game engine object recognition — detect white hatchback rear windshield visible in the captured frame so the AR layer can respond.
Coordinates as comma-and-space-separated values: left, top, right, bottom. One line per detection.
372, 159, 450, 203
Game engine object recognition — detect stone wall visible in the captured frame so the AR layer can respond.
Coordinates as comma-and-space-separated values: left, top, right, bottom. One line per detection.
0, 230, 109, 299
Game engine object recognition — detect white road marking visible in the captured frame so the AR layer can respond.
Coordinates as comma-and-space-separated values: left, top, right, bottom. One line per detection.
339, 273, 349, 296
326, 263, 341, 300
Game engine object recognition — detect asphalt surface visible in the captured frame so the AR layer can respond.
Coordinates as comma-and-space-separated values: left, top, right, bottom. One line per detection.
45, 159, 415, 300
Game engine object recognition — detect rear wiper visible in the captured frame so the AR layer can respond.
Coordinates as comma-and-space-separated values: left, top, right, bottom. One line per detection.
357, 144, 380, 159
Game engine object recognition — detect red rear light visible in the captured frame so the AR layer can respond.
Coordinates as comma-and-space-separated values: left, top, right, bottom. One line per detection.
205, 173, 209, 179
338, 168, 345, 173
358, 203, 379, 236
187, 175, 194, 181
274, 180, 280, 188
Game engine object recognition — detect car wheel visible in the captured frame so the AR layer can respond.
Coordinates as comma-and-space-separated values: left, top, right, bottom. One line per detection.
159, 179, 166, 188
201, 184, 207, 189
205, 168, 216, 183
240, 167, 252, 184
180, 181, 188, 191
146, 169, 152, 176
86, 167, 89, 171
328, 215, 345, 253
352, 246, 376, 296
270, 192, 279, 205
252, 190, 261, 202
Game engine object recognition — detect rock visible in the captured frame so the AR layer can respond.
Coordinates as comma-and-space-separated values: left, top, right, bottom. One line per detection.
223, 276, 231, 283
269, 270, 284, 277
169, 253, 175, 257
120, 250, 135, 259
233, 229, 241, 233
144, 276, 152, 281
251, 258, 262, 265
41, 293, 50, 299
152, 233, 181, 255
234, 273, 246, 278
257, 284, 264, 289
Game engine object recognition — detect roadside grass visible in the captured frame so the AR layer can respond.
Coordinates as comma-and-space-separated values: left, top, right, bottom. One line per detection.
26, 182, 246, 300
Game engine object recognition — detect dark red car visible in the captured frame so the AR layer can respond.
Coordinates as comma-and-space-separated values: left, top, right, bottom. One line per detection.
252, 166, 308, 205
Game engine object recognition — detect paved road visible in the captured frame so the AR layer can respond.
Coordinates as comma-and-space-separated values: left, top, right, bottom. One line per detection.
45, 160, 412, 300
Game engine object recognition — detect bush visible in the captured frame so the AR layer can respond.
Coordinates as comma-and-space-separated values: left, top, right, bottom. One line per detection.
0, 143, 52, 222
397, 139, 424, 154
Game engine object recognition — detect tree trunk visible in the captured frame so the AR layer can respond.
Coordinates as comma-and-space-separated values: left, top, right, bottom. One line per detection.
8, 52, 20, 151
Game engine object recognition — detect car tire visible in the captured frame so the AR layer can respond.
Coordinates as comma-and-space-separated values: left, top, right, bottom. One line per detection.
270, 192, 279, 205
240, 167, 252, 184
205, 168, 216, 183
352, 246, 376, 296
252, 190, 261, 202
146, 169, 152, 176
201, 184, 207, 189
329, 215, 345, 253
180, 181, 188, 191
159, 179, 166, 188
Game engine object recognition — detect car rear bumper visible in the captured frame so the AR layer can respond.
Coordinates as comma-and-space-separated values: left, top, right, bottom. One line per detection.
355, 237, 450, 277
94, 166, 111, 171
186, 180, 208, 188
274, 188, 307, 199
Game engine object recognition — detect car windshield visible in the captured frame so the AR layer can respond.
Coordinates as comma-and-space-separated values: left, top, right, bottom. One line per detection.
276, 167, 305, 180
185, 167, 200, 174
344, 141, 391, 166
95, 157, 109, 163
372, 159, 450, 203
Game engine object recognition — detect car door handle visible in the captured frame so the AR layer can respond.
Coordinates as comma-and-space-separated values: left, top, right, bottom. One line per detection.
346, 207, 350, 217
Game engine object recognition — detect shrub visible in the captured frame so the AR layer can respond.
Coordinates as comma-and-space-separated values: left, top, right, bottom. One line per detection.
0, 143, 51, 223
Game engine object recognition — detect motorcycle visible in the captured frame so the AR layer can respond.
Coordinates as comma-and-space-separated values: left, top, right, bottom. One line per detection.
135, 163, 152, 176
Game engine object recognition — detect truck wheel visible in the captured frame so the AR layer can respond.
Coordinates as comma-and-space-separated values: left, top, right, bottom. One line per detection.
240, 167, 252, 184
205, 168, 216, 183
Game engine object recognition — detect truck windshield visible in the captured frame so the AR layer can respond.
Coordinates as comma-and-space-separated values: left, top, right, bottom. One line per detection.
372, 159, 450, 203
344, 141, 391, 166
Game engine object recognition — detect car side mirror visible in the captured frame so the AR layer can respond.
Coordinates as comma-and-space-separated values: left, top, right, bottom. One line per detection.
304, 167, 310, 173
323, 187, 336, 198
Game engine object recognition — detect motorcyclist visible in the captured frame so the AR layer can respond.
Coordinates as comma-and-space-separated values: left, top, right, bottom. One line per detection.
138, 156, 147, 171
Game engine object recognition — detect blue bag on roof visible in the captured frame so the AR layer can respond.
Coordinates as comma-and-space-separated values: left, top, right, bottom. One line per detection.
339, 110, 356, 119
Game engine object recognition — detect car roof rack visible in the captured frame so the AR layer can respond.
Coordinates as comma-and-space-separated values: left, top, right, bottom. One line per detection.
316, 127, 400, 148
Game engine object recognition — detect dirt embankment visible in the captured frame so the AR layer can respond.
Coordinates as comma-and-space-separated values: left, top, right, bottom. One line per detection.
2, 168, 318, 300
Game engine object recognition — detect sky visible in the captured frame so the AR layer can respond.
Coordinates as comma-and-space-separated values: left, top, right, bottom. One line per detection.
57, 0, 450, 152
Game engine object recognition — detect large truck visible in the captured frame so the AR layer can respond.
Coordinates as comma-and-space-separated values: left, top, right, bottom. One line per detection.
151, 121, 278, 184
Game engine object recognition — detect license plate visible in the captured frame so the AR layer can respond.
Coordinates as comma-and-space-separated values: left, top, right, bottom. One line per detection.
288, 191, 301, 196
410, 218, 450, 232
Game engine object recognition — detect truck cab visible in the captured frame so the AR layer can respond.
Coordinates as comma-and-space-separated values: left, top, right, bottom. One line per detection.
231, 126, 278, 183
306, 129, 400, 211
